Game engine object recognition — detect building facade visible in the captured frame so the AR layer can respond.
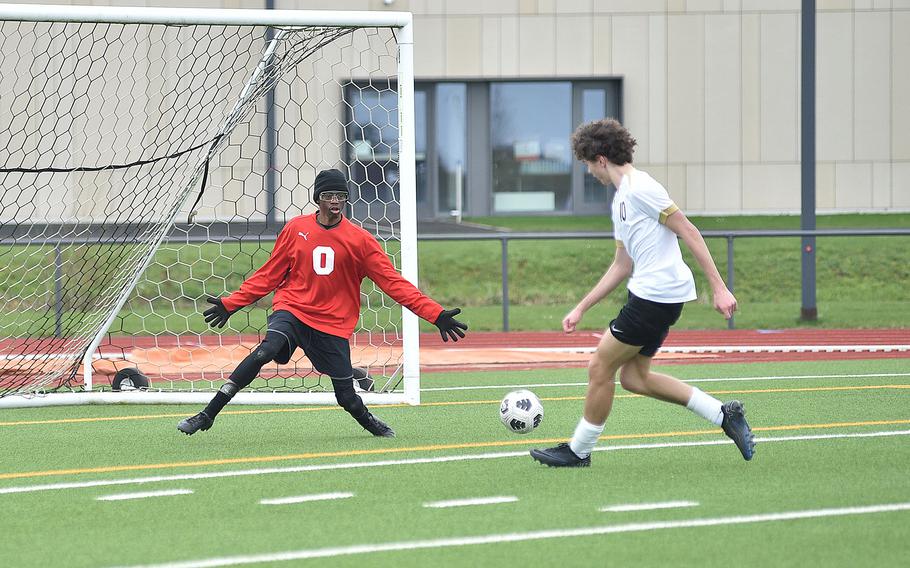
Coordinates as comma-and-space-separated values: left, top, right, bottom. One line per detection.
5, 0, 910, 220
392, 0, 910, 217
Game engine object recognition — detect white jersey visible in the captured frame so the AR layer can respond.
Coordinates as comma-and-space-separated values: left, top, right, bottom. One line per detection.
612, 169, 697, 303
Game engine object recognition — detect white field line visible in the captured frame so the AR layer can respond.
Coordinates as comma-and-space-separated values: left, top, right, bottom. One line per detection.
111, 502, 910, 568
423, 496, 518, 509
7, 345, 908, 362
420, 372, 910, 392
508, 345, 910, 354
259, 492, 353, 505
96, 489, 193, 501
599, 500, 699, 513
2, 429, 908, 497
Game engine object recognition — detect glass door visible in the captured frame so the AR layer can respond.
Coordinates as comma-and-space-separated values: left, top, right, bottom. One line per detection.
414, 88, 432, 219
571, 81, 623, 214
490, 82, 573, 213
434, 84, 467, 217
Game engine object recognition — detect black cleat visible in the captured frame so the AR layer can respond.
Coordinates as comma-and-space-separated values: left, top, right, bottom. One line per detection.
177, 411, 214, 435
721, 400, 755, 461
530, 443, 591, 467
363, 413, 395, 437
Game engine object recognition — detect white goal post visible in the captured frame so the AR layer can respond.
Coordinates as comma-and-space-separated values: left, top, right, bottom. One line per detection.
0, 4, 420, 407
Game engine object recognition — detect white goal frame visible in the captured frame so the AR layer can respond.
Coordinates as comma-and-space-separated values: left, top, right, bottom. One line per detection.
0, 4, 420, 408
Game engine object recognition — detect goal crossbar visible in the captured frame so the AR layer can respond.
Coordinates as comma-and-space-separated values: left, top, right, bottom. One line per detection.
0, 4, 413, 28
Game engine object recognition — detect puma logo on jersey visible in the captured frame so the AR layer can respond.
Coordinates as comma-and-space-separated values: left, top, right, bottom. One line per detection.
298, 231, 309, 240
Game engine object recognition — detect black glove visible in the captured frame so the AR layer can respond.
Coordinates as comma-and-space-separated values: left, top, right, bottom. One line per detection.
434, 307, 468, 342
202, 297, 234, 328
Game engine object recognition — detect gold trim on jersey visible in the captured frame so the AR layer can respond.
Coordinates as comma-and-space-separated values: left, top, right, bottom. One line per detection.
615, 240, 625, 248
659, 203, 679, 224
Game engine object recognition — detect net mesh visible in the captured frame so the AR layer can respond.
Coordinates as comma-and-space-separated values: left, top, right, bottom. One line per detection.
0, 18, 406, 398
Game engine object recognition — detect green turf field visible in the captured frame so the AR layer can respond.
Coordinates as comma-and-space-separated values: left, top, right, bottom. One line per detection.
2, 358, 908, 567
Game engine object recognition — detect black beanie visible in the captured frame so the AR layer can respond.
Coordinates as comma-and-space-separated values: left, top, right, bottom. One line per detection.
313, 169, 348, 202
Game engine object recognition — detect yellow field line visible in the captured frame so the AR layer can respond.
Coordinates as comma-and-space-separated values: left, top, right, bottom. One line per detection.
1, 418, 908, 481
1, 384, 908, 427
0, 404, 413, 427
707, 385, 910, 395
753, 419, 910, 432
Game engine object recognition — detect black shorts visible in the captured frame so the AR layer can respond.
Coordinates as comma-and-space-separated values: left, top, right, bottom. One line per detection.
609, 291, 684, 357
266, 310, 353, 378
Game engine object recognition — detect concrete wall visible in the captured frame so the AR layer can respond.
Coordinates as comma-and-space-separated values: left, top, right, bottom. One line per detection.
386, 0, 910, 214
3, 0, 908, 216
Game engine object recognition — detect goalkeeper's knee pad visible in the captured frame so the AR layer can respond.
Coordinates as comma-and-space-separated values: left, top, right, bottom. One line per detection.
218, 381, 239, 397
227, 336, 285, 391
250, 336, 283, 366
332, 377, 367, 418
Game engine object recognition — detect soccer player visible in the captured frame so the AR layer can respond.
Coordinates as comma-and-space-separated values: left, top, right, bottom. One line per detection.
178, 168, 467, 438
530, 119, 754, 467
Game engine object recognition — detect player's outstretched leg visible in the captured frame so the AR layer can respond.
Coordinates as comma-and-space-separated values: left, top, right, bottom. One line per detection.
177, 337, 280, 436
177, 411, 214, 435
362, 413, 395, 437
332, 377, 395, 437
721, 400, 755, 460
529, 443, 591, 467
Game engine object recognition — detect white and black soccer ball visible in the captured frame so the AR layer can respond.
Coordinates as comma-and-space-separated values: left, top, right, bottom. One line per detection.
499, 389, 544, 435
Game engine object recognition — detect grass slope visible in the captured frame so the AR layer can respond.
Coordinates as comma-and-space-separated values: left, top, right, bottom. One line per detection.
1, 214, 908, 333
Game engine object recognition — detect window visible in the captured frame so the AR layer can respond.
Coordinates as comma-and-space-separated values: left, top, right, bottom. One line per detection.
345, 78, 621, 220
415, 89, 428, 206
491, 82, 573, 212
582, 88, 608, 203
345, 83, 399, 212
435, 84, 467, 214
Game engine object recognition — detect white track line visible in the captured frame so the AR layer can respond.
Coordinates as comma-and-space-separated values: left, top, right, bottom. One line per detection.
508, 345, 910, 354
96, 489, 193, 501
423, 496, 518, 509
0, 352, 120, 361
111, 502, 910, 567
421, 372, 910, 391
599, 500, 699, 513
260, 492, 353, 505
13, 345, 904, 362
2, 429, 907, 497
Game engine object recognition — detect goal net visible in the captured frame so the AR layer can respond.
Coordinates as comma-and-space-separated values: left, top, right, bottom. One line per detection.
0, 5, 419, 407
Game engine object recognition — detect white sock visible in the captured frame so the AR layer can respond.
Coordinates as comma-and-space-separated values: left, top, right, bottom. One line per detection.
686, 387, 724, 426
569, 417, 605, 458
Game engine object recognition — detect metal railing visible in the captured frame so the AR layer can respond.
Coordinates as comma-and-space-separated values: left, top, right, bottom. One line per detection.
5, 227, 909, 335
417, 228, 910, 331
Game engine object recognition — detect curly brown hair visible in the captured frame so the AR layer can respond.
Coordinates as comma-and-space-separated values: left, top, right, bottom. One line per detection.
570, 118, 637, 165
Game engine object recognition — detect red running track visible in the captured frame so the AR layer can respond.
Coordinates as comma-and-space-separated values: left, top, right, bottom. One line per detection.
2, 329, 908, 384
416, 328, 910, 371
429, 328, 910, 348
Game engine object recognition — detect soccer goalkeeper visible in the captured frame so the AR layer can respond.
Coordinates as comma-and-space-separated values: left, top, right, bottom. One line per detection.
178, 168, 467, 438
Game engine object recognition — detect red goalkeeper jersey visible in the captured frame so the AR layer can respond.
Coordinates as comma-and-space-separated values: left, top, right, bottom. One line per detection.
221, 214, 443, 339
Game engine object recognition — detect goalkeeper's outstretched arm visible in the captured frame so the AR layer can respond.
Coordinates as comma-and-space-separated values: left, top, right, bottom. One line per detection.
362, 234, 468, 342
204, 225, 294, 327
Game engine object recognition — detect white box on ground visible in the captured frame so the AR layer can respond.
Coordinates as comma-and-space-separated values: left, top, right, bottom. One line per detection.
494, 191, 555, 212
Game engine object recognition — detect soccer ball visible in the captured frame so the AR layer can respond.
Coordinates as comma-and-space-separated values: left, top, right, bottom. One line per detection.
499, 389, 544, 434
